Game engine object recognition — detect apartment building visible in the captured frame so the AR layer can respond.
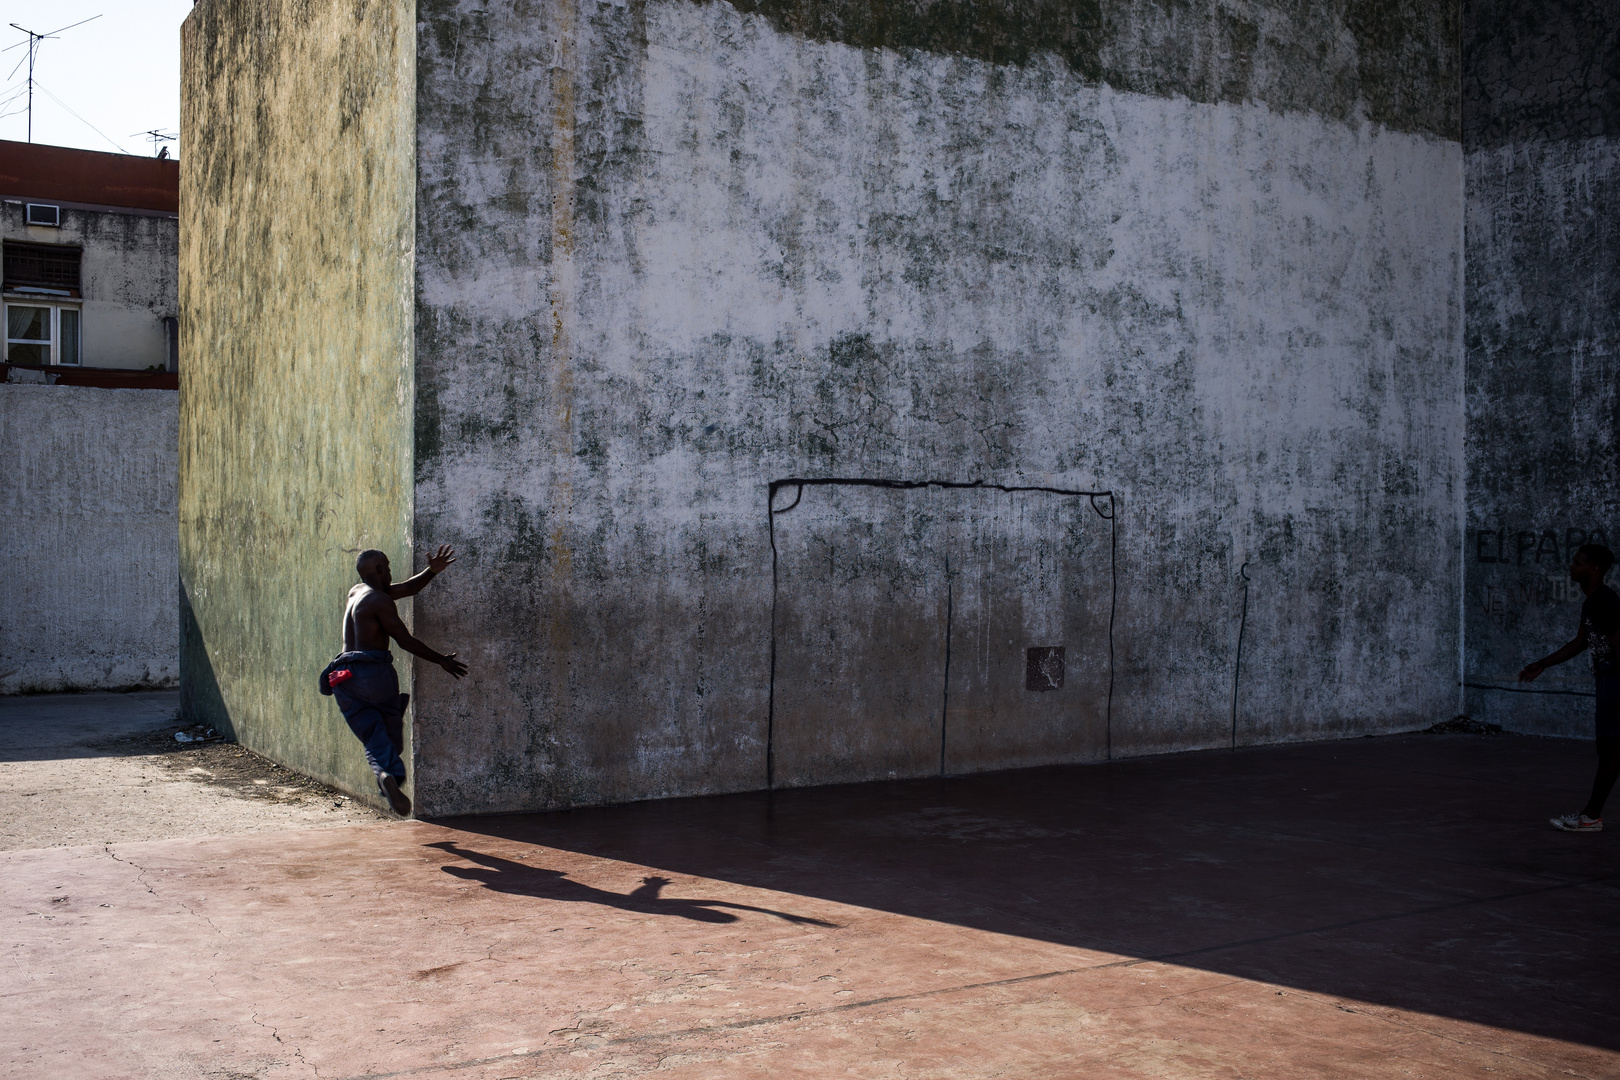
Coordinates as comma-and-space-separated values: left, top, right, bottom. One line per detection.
2, 140, 178, 380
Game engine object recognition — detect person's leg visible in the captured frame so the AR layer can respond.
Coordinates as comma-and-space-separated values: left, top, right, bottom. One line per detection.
1556, 674, 1620, 830
337, 665, 405, 773
334, 666, 411, 816
335, 693, 406, 781
371, 696, 410, 816
340, 699, 410, 816
384, 694, 408, 784
1580, 737, 1620, 820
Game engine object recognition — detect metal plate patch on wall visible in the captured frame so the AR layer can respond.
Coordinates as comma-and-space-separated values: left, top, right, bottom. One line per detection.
1026, 647, 1065, 692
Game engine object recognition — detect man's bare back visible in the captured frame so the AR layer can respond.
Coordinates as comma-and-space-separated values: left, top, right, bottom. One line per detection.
344, 584, 393, 652
344, 547, 468, 678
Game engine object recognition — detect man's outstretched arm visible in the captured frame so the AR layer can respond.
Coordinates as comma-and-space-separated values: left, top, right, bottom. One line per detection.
374, 598, 469, 679
1520, 631, 1588, 682
387, 544, 457, 599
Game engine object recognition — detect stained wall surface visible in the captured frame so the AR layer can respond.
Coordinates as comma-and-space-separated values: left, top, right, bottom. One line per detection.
410, 0, 1465, 814
0, 385, 178, 693
769, 483, 1116, 785
1463, 0, 1620, 735
179, 0, 417, 801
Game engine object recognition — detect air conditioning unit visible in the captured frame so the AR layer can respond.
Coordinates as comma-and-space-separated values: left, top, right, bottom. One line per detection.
25, 204, 61, 227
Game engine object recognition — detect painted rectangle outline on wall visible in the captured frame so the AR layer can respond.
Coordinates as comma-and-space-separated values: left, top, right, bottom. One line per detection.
765, 477, 1117, 789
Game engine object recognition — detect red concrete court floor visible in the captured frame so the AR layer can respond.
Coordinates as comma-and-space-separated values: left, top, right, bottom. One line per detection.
3, 733, 1616, 1080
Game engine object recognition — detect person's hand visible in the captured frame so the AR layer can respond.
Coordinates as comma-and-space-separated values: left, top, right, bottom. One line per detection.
1518, 662, 1544, 683
440, 653, 468, 679
427, 544, 457, 575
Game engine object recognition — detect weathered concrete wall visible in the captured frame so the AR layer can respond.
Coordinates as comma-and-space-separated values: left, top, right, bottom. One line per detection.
1462, 0, 1620, 736
0, 385, 178, 693
410, 0, 1464, 814
1, 202, 178, 370
179, 0, 416, 802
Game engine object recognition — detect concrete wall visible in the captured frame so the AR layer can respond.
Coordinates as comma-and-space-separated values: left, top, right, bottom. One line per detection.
1, 201, 178, 370
179, 0, 417, 803
1462, 0, 1620, 736
0, 385, 178, 693
409, 0, 1464, 814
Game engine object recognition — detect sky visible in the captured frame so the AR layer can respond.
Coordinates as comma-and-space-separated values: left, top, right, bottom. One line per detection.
1, 1, 192, 157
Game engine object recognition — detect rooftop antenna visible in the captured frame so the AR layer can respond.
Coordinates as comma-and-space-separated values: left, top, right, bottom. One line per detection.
134, 129, 177, 158
5, 16, 101, 143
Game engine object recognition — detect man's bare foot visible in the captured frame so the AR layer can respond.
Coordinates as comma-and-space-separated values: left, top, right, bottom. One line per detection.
380, 775, 412, 817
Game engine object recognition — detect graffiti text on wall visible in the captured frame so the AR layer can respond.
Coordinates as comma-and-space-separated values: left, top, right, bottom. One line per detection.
1479, 576, 1587, 628
1473, 527, 1611, 566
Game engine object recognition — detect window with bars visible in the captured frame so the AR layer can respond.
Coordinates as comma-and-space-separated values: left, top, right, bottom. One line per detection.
3, 240, 82, 295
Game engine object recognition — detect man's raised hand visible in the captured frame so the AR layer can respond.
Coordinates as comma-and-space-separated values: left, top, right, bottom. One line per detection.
428, 544, 457, 575
440, 652, 469, 679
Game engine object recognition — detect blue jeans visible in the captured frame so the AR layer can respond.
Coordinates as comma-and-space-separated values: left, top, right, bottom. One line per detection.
331, 651, 407, 783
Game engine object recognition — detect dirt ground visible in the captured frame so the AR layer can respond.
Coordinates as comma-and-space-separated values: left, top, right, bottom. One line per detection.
0, 692, 385, 852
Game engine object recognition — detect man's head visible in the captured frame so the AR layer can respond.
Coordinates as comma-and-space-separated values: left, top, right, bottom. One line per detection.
1570, 543, 1615, 585
356, 548, 392, 588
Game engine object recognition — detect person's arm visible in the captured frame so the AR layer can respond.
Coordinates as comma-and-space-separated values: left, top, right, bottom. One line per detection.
373, 597, 469, 678
1519, 629, 1587, 682
387, 544, 457, 599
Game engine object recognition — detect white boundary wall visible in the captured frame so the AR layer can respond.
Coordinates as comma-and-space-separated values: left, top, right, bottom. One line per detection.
0, 384, 178, 693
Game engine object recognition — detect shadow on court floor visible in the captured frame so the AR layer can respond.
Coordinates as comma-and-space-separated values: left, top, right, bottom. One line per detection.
5, 730, 1614, 1079
439, 731, 1618, 1055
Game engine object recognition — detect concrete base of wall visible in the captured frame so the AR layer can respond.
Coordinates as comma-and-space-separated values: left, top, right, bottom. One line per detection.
1467, 685, 1594, 740
1, 661, 177, 696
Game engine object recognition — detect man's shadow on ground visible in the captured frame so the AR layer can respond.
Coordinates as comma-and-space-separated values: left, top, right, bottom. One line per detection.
427, 840, 838, 927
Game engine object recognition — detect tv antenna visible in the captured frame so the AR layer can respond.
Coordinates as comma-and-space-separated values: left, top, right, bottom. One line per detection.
134, 129, 177, 158
5, 16, 102, 143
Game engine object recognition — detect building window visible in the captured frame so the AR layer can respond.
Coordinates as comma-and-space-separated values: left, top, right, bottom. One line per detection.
5, 303, 80, 366
3, 240, 82, 295
3, 241, 82, 366
163, 315, 179, 373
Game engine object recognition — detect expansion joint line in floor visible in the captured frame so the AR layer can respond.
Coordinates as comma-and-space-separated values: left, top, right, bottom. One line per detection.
329, 923, 1614, 1080
328, 964, 1090, 1080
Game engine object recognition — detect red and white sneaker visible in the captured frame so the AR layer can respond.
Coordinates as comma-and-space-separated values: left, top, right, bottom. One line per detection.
1550, 813, 1602, 832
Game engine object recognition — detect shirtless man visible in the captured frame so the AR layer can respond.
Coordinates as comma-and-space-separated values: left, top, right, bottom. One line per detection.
322, 546, 468, 816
